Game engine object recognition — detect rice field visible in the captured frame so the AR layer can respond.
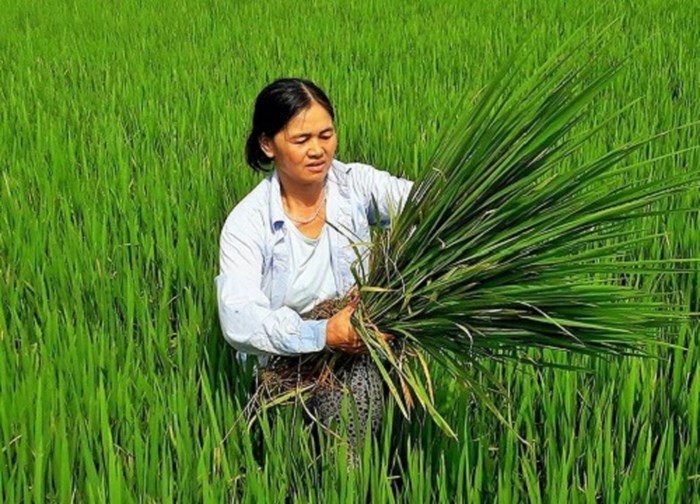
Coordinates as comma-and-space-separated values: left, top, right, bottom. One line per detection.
1, 0, 699, 502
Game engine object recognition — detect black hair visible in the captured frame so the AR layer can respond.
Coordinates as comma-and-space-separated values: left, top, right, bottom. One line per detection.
245, 78, 335, 172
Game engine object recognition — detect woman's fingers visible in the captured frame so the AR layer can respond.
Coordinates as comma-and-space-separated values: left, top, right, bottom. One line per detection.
338, 329, 367, 354
346, 286, 360, 310
332, 290, 394, 353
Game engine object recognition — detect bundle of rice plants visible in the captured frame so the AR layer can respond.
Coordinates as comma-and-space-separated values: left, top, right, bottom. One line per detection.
252, 29, 699, 437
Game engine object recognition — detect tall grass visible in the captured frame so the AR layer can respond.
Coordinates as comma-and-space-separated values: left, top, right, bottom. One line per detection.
0, 0, 698, 501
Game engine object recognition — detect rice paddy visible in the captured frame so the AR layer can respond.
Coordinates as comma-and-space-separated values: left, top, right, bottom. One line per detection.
1, 0, 698, 502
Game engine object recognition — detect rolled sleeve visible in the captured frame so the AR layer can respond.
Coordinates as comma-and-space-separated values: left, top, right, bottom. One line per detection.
299, 319, 328, 353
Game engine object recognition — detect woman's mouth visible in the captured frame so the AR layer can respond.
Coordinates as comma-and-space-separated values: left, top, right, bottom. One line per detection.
306, 161, 326, 171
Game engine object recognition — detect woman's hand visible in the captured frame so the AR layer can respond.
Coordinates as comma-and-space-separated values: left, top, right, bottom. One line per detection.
325, 289, 394, 354
326, 297, 365, 354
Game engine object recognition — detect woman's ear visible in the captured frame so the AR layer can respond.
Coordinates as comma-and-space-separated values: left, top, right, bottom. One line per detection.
259, 135, 274, 159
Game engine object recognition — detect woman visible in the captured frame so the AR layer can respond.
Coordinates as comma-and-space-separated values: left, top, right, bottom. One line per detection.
215, 78, 414, 442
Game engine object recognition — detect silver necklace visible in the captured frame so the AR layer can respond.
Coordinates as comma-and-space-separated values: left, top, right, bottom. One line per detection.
283, 188, 326, 225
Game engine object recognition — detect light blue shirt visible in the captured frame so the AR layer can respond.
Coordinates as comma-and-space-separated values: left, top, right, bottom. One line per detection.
215, 159, 414, 357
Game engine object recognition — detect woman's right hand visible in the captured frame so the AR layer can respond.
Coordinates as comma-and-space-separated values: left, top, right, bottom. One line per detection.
325, 298, 365, 354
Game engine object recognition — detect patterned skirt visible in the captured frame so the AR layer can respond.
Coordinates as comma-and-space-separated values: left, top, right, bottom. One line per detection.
305, 355, 385, 447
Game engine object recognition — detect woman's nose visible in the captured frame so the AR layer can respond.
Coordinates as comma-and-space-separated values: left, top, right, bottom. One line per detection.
307, 140, 323, 157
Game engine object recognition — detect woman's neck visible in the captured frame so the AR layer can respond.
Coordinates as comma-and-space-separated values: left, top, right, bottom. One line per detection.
279, 176, 326, 211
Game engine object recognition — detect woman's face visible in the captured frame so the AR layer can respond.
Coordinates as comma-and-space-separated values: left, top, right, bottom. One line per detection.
260, 100, 337, 189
